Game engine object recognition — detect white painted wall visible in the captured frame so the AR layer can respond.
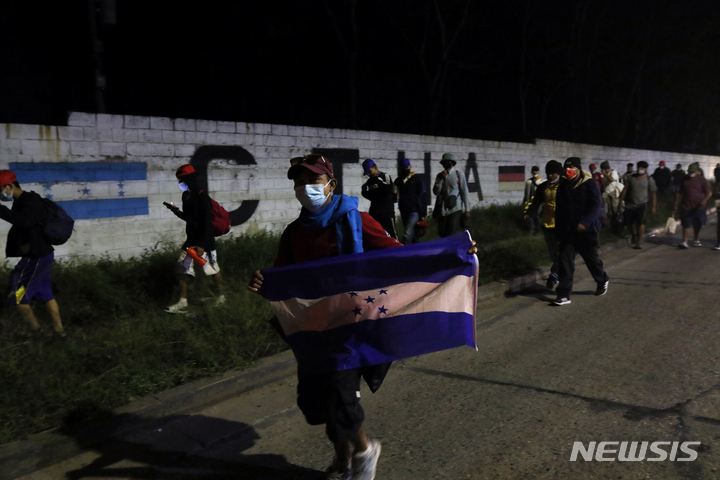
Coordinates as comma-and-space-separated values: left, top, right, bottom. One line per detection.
0, 112, 717, 261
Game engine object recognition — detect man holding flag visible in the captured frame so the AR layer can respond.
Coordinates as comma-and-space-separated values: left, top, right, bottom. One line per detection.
249, 154, 478, 480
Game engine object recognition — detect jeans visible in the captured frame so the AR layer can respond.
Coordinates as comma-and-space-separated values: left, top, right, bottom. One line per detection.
541, 227, 559, 278
400, 211, 419, 244
438, 211, 462, 238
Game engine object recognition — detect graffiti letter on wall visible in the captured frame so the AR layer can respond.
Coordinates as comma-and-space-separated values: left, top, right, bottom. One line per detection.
190, 145, 259, 226
465, 153, 483, 201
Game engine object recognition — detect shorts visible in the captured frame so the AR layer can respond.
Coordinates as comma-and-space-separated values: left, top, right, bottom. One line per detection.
297, 368, 365, 442
6, 253, 55, 305
175, 249, 220, 277
623, 203, 647, 229
680, 208, 707, 230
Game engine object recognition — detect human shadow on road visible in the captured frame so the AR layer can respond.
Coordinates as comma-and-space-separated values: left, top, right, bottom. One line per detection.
59, 405, 323, 480
506, 282, 595, 303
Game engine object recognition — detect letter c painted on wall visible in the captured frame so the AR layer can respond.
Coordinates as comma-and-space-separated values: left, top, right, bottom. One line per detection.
190, 145, 259, 226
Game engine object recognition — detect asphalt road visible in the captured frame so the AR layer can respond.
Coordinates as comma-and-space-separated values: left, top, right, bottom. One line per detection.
15, 228, 720, 480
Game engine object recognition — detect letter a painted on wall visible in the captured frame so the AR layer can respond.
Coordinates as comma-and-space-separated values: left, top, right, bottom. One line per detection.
465, 153, 483, 201
190, 145, 259, 226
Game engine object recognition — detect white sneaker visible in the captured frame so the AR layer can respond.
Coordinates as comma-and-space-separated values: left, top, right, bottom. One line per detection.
713, 245, 720, 251
552, 297, 572, 306
352, 440, 381, 480
165, 298, 188, 314
678, 242, 689, 249
692, 240, 702, 247
215, 295, 226, 306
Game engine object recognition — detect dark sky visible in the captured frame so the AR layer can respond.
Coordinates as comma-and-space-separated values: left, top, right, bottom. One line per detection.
2, 0, 720, 154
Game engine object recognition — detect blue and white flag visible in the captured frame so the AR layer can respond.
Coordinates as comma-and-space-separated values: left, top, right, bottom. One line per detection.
261, 231, 478, 374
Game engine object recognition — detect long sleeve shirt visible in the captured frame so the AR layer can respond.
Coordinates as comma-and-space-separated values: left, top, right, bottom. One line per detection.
0, 191, 53, 258
433, 168, 470, 216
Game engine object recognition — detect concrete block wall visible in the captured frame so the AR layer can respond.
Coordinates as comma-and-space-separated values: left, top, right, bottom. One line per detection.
0, 113, 718, 261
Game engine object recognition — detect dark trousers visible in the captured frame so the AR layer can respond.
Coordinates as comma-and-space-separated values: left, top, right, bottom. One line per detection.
557, 233, 609, 298
541, 227, 559, 278
438, 211, 463, 238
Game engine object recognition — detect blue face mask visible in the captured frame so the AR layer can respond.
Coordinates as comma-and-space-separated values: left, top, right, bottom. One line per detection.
295, 181, 331, 212
550, 177, 560, 184
178, 182, 189, 192
0, 186, 13, 202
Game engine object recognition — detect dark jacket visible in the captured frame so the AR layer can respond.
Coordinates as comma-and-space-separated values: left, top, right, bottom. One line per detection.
671, 168, 685, 187
652, 167, 671, 189
0, 191, 53, 258
394, 172, 427, 217
555, 171, 603, 241
177, 190, 215, 251
361, 172, 395, 220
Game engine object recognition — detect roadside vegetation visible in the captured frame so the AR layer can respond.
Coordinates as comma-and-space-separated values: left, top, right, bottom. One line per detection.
0, 194, 690, 443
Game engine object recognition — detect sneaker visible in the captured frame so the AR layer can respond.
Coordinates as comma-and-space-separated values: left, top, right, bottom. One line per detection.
165, 298, 188, 314
552, 296, 571, 306
214, 295, 226, 306
352, 440, 381, 480
632, 244, 642, 250
692, 240, 702, 247
678, 242, 689, 249
325, 459, 351, 480
545, 276, 559, 290
713, 245, 720, 251
595, 281, 609, 296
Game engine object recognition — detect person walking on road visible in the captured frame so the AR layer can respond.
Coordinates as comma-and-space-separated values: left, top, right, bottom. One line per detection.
671, 164, 685, 194
524, 160, 564, 290
164, 164, 225, 313
618, 161, 657, 249
361, 158, 397, 239
523, 166, 542, 235
248, 154, 400, 480
652, 161, 672, 197
552, 157, 610, 306
433, 153, 470, 238
674, 162, 712, 249
0, 170, 65, 336
394, 158, 426, 245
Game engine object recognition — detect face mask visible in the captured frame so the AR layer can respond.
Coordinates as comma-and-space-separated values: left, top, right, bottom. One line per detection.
637, 169, 646, 175
0, 187, 12, 202
550, 177, 560, 184
295, 181, 331, 212
565, 168, 577, 179
689, 173, 697, 178
178, 182, 189, 192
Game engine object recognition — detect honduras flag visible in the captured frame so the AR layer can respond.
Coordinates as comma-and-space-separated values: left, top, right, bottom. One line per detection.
261, 232, 478, 374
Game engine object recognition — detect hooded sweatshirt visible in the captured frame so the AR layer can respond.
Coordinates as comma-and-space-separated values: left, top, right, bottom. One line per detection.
555, 171, 602, 240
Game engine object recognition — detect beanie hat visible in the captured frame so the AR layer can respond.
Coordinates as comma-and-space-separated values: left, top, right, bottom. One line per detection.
600, 161, 611, 170
589, 163, 597, 171
400, 158, 411, 168
545, 160, 563, 175
564, 157, 582, 170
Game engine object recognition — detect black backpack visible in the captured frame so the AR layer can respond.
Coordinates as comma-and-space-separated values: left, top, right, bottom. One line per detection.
42, 198, 74, 245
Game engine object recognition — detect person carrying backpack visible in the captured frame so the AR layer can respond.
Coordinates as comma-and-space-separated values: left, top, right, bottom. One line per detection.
0, 170, 65, 336
165, 164, 225, 313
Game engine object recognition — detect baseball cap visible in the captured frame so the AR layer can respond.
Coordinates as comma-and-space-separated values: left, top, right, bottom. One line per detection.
659, 161, 666, 166
362, 158, 376, 176
0, 170, 17, 186
564, 157, 582, 170
288, 154, 334, 179
176, 164, 196, 178
400, 158, 411, 168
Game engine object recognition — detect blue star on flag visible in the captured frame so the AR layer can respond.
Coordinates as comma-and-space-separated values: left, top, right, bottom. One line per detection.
118, 190, 125, 197
45, 194, 53, 200
365, 296, 375, 304
43, 184, 52, 191
117, 182, 125, 189
349, 292, 359, 297
352, 306, 363, 316
379, 289, 388, 295
378, 306, 388, 315
81, 188, 91, 196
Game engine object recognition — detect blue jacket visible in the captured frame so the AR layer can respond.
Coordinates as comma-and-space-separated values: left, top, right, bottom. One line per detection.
555, 171, 602, 240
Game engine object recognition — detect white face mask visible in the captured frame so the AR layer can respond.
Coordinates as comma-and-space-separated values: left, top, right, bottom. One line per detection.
178, 182, 189, 192
637, 169, 646, 175
295, 181, 331, 212
550, 177, 560, 184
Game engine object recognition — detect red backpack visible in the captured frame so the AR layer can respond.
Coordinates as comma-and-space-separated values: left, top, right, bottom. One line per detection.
210, 198, 231, 236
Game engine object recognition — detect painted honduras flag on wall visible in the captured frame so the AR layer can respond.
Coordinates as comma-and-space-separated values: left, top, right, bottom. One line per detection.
261, 232, 478, 375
